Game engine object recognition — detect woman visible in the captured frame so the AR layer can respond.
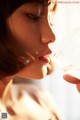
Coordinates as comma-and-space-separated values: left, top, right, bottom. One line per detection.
0, 0, 61, 120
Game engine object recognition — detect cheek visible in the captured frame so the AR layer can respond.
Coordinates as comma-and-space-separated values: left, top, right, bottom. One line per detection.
9, 15, 40, 51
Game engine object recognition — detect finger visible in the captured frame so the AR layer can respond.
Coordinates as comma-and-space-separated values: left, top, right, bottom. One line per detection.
76, 83, 80, 92
63, 70, 80, 84
63, 74, 80, 84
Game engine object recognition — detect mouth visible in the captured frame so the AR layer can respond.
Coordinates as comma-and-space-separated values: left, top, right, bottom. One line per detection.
38, 50, 52, 64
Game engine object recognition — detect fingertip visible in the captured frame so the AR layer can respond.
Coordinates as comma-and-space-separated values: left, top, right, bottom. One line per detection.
63, 74, 80, 84
76, 83, 80, 92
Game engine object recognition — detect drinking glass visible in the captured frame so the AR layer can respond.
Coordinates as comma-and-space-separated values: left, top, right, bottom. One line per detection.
53, 28, 80, 79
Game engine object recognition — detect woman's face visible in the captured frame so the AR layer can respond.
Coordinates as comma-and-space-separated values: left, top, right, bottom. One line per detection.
7, 3, 55, 80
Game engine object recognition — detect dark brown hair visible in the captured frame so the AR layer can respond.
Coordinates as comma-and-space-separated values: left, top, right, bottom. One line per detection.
0, 0, 56, 79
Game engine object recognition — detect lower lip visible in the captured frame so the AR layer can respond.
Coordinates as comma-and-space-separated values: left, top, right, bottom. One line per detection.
39, 56, 50, 64
63, 74, 80, 84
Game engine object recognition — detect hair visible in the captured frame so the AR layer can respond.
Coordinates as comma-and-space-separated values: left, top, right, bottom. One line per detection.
0, 0, 57, 79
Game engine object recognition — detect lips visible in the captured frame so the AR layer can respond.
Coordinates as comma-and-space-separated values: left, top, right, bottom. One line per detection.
39, 50, 52, 63
63, 70, 80, 84
39, 56, 50, 63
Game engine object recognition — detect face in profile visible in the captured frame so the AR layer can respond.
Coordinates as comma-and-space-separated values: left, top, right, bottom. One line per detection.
6, 2, 55, 80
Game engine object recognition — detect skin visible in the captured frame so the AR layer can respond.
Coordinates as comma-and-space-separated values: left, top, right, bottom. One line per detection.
0, 3, 55, 96
63, 74, 80, 92
14, 3, 80, 93
1, 2, 79, 97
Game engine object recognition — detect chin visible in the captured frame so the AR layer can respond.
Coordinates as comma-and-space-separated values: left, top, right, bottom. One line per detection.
18, 67, 47, 80
17, 63, 53, 80
33, 65, 48, 80
47, 62, 54, 75
29, 63, 54, 80
33, 66, 48, 80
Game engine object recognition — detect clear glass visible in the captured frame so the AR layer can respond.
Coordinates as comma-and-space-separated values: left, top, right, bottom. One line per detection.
53, 28, 80, 79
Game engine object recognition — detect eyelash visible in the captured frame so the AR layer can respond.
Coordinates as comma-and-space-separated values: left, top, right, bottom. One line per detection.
25, 13, 41, 21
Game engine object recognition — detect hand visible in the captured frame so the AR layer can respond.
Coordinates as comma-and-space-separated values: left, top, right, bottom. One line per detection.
63, 71, 80, 92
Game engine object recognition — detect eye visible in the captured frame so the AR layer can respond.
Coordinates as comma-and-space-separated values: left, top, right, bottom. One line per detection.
25, 13, 41, 21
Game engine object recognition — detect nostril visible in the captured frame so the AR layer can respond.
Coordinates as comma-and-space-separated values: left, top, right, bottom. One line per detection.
41, 37, 55, 44
49, 35, 56, 43
47, 40, 53, 44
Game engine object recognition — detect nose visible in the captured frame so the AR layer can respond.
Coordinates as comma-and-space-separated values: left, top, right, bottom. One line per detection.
40, 20, 55, 44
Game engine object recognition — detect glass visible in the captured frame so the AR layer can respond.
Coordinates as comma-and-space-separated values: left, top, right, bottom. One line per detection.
53, 28, 80, 79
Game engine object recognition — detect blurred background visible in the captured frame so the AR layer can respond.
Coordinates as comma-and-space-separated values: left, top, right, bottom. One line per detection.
37, 1, 80, 120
